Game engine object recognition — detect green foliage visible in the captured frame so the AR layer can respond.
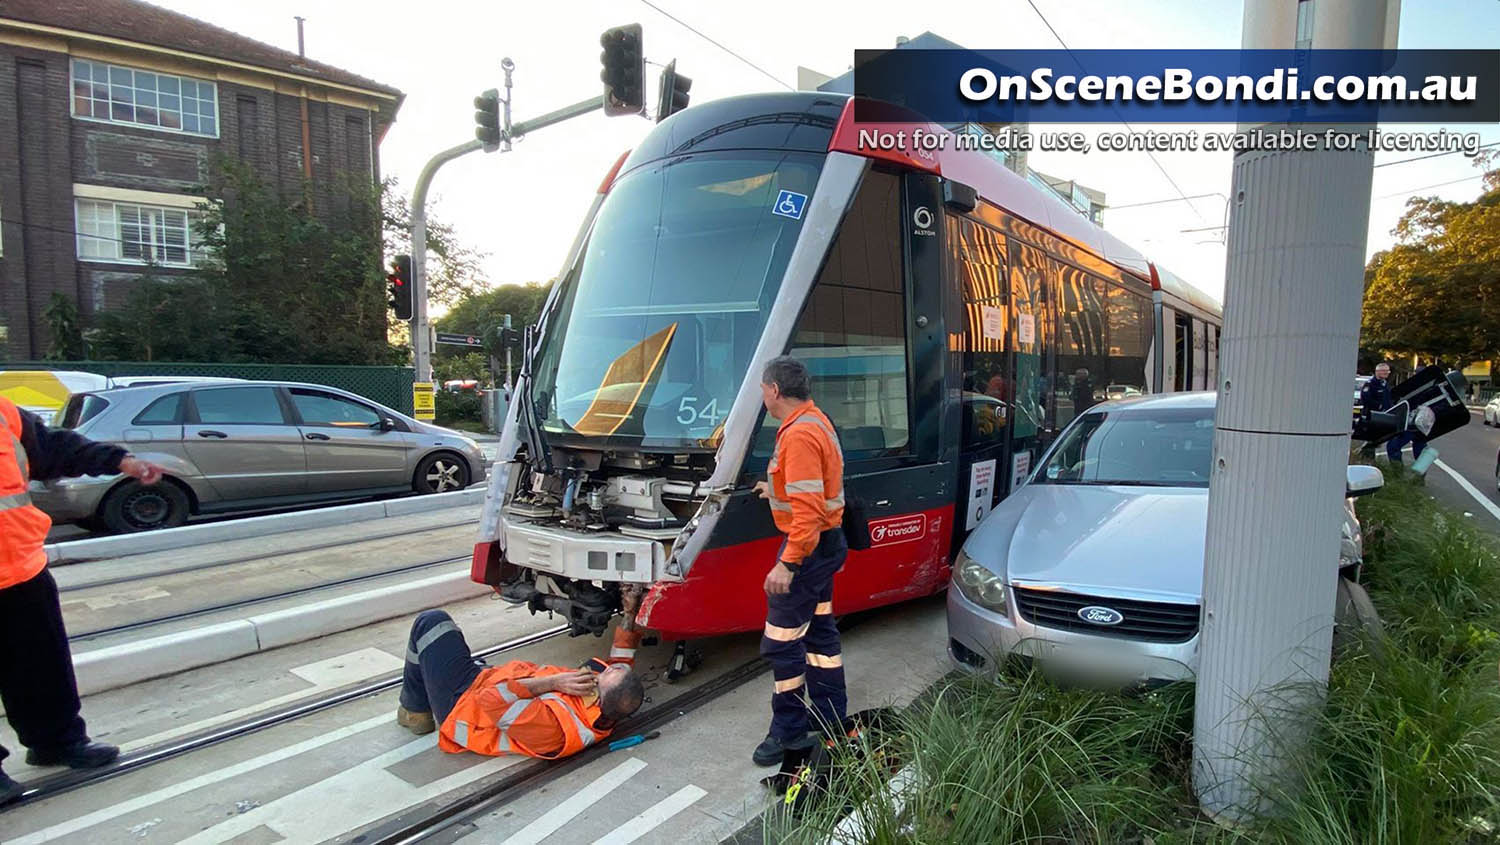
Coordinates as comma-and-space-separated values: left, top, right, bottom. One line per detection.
43, 293, 84, 361
435, 387, 483, 425
433, 281, 552, 372
434, 351, 489, 385
774, 468, 1500, 843
90, 159, 402, 365
382, 184, 488, 309
1363, 154, 1500, 368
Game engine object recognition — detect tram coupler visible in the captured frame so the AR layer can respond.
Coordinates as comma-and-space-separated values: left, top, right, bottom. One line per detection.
523, 581, 616, 637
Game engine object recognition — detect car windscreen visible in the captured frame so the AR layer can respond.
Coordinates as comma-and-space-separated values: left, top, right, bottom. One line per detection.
58, 393, 110, 429
1036, 406, 1215, 487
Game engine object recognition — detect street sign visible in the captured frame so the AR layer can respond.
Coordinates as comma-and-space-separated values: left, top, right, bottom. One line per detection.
412, 382, 436, 420
436, 332, 485, 348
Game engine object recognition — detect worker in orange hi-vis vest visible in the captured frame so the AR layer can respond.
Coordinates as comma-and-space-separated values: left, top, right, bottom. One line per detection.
395, 591, 647, 758
0, 396, 166, 804
750, 356, 849, 768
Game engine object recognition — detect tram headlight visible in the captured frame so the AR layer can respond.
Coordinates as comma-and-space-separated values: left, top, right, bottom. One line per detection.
954, 551, 1008, 615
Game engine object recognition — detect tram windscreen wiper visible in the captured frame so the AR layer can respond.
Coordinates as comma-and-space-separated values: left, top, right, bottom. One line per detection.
520, 325, 554, 475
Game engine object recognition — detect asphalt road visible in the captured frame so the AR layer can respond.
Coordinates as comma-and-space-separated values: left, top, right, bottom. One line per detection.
1397, 408, 1500, 534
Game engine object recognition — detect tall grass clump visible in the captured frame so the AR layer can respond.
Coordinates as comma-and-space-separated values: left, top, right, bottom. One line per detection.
770, 466, 1500, 844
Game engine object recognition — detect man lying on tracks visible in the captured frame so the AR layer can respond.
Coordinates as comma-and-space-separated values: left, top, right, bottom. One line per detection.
395, 609, 646, 759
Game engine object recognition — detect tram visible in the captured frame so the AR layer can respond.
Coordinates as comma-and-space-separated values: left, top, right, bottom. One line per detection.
471, 92, 1222, 644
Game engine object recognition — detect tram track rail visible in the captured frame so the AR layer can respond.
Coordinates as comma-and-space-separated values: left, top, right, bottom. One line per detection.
56, 515, 481, 593
8, 625, 570, 809
68, 554, 472, 642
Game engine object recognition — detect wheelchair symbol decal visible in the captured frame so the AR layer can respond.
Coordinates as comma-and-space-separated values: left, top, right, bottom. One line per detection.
772, 190, 808, 220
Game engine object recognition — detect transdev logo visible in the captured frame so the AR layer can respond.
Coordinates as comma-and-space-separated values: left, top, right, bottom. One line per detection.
869, 514, 927, 546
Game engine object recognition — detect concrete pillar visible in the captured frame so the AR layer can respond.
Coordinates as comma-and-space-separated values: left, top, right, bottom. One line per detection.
1192, 0, 1398, 821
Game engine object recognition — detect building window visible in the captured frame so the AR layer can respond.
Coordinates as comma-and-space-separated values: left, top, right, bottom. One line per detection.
71, 59, 219, 136
75, 199, 202, 267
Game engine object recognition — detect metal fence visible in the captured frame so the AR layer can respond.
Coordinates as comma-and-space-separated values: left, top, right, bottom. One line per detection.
4, 361, 417, 415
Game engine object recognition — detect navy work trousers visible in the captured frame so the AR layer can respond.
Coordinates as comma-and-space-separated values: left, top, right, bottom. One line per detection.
760, 528, 848, 741
0, 568, 87, 765
400, 610, 484, 724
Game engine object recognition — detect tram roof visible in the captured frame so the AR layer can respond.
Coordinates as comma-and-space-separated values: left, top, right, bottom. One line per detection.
618, 92, 1220, 318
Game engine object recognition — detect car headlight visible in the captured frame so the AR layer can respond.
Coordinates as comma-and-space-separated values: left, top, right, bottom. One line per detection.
953, 551, 1008, 614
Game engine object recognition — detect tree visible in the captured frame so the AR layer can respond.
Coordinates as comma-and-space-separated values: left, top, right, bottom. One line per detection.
90, 158, 402, 365
433, 281, 553, 382
383, 185, 488, 309
1362, 153, 1500, 368
42, 293, 84, 361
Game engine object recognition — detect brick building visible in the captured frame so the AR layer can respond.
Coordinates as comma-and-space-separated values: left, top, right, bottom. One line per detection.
0, 0, 403, 359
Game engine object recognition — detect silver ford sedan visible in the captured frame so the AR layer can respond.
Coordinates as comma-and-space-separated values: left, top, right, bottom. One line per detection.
947, 391, 1380, 684
31, 380, 487, 533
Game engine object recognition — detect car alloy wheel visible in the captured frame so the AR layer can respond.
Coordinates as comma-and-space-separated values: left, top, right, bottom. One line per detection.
425, 458, 463, 492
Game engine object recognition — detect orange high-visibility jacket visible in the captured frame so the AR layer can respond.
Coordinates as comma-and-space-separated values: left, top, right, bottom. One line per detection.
767, 401, 845, 564
439, 627, 641, 758
0, 397, 52, 590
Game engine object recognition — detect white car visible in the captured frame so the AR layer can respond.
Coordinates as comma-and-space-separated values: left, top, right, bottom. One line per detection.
946, 391, 1383, 683
1483, 396, 1500, 426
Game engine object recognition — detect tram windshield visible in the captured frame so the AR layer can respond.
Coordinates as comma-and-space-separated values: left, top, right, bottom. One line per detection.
531, 150, 824, 447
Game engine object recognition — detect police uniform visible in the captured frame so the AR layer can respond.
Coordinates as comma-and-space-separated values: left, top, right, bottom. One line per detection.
760, 400, 848, 746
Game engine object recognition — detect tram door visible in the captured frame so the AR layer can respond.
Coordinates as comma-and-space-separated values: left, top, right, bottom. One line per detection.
1005, 240, 1055, 497
948, 213, 1012, 539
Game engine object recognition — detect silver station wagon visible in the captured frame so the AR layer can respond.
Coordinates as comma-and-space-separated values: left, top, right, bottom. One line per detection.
947, 391, 1380, 684
31, 381, 487, 533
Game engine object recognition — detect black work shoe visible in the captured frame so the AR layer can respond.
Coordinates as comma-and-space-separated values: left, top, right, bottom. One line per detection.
752, 733, 811, 766
0, 770, 23, 805
25, 741, 120, 769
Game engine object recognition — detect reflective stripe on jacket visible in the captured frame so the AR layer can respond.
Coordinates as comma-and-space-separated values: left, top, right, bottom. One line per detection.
439, 661, 608, 758
0, 397, 51, 590
768, 401, 845, 564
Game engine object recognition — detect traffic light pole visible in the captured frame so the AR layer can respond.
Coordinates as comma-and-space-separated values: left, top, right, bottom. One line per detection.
407, 96, 602, 384
410, 138, 483, 383
1193, 0, 1398, 821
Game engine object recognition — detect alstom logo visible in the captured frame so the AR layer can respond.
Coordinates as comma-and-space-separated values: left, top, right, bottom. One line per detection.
869, 514, 927, 546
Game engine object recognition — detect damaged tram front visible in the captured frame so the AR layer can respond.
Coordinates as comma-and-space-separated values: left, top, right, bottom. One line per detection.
472, 91, 1207, 649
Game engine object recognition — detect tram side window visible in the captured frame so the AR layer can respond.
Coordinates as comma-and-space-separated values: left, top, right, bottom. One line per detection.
1105, 284, 1152, 396
755, 170, 909, 459
1055, 264, 1108, 428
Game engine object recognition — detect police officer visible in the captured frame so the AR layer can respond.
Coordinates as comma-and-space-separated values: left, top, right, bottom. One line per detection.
750, 356, 849, 766
0, 395, 165, 803
1359, 363, 1394, 459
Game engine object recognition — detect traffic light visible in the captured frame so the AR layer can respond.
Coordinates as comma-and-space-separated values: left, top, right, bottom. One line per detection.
474, 88, 501, 152
600, 24, 644, 116
388, 255, 412, 321
655, 60, 691, 122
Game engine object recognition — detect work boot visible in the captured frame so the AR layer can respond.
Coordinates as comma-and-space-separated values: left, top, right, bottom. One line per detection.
752, 732, 811, 766
0, 769, 23, 805
396, 705, 436, 735
25, 741, 119, 769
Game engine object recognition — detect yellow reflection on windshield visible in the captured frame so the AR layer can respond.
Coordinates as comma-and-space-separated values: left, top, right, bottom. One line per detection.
573, 322, 679, 437
698, 172, 772, 197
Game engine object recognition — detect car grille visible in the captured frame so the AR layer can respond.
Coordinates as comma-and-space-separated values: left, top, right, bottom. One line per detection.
1012, 587, 1200, 644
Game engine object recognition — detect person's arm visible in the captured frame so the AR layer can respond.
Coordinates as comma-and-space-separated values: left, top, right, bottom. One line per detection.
19, 408, 127, 482
18, 408, 164, 484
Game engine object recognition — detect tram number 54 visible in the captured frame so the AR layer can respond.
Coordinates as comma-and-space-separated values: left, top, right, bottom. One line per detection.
677, 396, 724, 426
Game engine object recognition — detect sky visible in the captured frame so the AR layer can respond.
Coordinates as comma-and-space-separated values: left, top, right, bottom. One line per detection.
149, 0, 1499, 303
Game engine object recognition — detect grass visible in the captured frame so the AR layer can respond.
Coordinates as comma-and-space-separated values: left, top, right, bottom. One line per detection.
768, 466, 1500, 844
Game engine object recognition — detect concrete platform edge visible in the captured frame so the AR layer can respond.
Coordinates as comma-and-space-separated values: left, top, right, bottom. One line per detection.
72, 570, 491, 696
47, 487, 486, 565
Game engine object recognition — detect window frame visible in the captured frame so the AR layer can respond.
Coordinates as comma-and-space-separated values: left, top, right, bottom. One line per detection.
74, 197, 203, 268
185, 386, 294, 427
131, 391, 189, 426
286, 387, 384, 430
70, 58, 220, 138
